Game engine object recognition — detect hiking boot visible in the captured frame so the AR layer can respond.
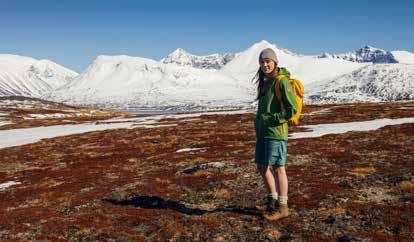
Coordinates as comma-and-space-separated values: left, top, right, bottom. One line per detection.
256, 196, 278, 212
267, 197, 278, 212
263, 204, 289, 221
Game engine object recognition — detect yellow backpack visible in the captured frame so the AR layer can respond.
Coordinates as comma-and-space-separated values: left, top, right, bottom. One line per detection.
274, 76, 304, 126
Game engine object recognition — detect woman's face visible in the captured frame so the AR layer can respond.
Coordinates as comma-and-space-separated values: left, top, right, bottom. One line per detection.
259, 58, 276, 75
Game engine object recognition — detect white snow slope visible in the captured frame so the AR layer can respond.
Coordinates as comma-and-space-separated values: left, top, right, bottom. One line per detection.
0, 54, 78, 97
306, 63, 414, 104
391, 50, 414, 64
44, 55, 252, 108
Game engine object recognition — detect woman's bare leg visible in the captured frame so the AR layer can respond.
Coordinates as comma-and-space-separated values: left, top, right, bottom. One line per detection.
274, 166, 288, 196
257, 164, 277, 195
271, 169, 280, 195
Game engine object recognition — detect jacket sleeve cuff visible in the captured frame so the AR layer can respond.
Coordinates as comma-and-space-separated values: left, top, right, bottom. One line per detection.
273, 112, 289, 124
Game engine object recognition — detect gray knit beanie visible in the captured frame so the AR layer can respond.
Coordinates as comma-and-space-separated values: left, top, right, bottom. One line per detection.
259, 48, 278, 64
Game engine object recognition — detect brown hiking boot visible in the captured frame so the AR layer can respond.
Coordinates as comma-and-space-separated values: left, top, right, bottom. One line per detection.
263, 204, 289, 221
256, 196, 278, 212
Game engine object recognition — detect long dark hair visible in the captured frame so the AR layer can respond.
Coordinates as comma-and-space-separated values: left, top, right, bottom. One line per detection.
252, 66, 278, 100
252, 67, 265, 100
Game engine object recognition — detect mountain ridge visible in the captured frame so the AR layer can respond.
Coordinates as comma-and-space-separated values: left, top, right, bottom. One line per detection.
0, 54, 77, 97
2, 41, 413, 107
318, 45, 414, 64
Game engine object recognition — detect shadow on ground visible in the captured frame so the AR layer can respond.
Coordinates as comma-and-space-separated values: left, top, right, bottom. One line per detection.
104, 195, 262, 217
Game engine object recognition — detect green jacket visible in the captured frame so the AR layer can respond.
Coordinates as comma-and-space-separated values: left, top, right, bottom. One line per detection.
254, 67, 298, 140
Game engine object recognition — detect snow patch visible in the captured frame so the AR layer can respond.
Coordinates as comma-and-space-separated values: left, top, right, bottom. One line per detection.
176, 148, 207, 153
0, 122, 134, 149
0, 181, 21, 191
0, 121, 12, 127
290, 117, 414, 139
24, 112, 94, 119
301, 108, 332, 116
141, 124, 178, 129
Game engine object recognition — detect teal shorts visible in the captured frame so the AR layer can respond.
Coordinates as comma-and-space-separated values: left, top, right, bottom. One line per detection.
255, 138, 287, 167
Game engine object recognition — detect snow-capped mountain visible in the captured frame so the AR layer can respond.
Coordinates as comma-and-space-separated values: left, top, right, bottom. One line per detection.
41, 40, 414, 108
44, 55, 251, 109
318, 45, 399, 63
306, 63, 414, 104
161, 48, 234, 70
221, 40, 366, 86
0, 54, 78, 97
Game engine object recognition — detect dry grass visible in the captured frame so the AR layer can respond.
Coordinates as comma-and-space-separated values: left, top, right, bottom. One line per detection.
351, 166, 377, 176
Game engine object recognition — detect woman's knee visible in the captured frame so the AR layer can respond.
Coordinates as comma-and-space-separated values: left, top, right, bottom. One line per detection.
275, 166, 286, 175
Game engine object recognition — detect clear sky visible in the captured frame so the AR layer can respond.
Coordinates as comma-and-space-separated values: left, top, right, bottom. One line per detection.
1, 0, 413, 72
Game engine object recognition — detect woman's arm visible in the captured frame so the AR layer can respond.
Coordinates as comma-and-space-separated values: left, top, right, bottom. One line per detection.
272, 78, 298, 124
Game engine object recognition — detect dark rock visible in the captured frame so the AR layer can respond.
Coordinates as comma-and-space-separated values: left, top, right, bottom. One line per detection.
386, 225, 401, 234
338, 180, 353, 188
324, 215, 336, 224
338, 235, 360, 242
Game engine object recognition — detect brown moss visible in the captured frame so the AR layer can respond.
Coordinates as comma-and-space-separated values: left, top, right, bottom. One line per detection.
0, 101, 413, 240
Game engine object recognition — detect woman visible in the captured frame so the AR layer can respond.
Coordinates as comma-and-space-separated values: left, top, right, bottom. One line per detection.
253, 48, 297, 220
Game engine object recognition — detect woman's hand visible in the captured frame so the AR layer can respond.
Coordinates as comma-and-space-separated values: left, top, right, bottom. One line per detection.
259, 112, 279, 126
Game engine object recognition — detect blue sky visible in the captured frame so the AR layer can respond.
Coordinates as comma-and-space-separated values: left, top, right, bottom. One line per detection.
1, 0, 413, 72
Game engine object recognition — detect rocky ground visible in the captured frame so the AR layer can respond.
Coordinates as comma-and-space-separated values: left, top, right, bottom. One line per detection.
0, 100, 413, 241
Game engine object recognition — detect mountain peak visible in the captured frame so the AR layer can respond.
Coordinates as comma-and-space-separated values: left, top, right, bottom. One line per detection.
256, 40, 271, 46
241, 40, 301, 58
249, 40, 272, 50
161, 49, 234, 70
362, 45, 377, 50
170, 48, 191, 56
359, 45, 384, 53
